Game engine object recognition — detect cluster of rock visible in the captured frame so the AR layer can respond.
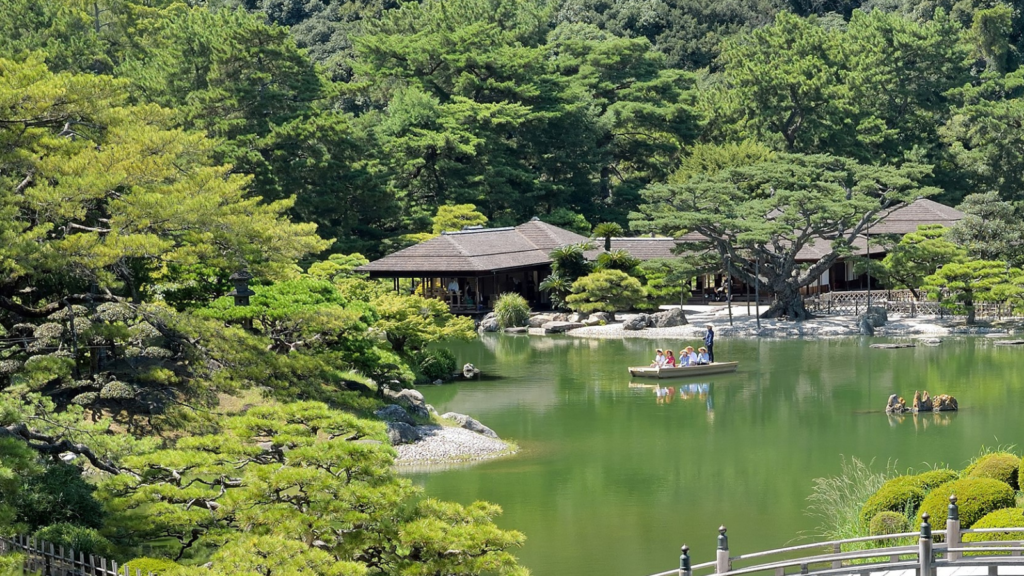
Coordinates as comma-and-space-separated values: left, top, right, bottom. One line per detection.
620, 308, 688, 331
885, 391, 958, 414
374, 392, 501, 448
477, 311, 613, 334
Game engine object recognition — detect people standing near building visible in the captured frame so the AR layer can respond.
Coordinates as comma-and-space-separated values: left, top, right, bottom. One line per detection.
704, 325, 715, 363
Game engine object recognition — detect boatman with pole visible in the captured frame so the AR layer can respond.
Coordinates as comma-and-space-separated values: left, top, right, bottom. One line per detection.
704, 325, 715, 363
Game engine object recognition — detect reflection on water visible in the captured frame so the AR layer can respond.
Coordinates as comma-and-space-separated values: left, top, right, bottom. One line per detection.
411, 335, 1024, 576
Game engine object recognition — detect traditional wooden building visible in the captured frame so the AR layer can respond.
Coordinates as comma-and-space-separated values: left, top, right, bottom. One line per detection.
359, 199, 964, 310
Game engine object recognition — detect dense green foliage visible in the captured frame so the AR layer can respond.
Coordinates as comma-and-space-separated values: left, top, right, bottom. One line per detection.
964, 509, 1024, 547
565, 269, 646, 312
919, 478, 1016, 528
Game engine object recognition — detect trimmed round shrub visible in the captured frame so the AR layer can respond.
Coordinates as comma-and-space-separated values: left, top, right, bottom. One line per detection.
493, 293, 530, 329
911, 469, 958, 491
33, 522, 114, 556
417, 348, 457, 382
965, 452, 1020, 490
869, 511, 912, 537
859, 476, 926, 527
919, 478, 1016, 528
123, 557, 181, 575
963, 508, 1024, 552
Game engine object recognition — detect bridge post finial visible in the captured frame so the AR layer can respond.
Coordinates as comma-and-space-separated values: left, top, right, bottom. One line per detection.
947, 495, 961, 562
716, 527, 730, 575
919, 512, 933, 576
680, 545, 692, 576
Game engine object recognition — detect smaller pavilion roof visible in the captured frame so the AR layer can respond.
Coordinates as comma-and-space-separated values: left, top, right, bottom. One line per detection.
869, 198, 964, 234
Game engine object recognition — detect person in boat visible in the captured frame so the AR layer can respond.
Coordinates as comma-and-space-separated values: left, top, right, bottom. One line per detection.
696, 347, 710, 365
651, 349, 666, 367
684, 346, 698, 366
704, 325, 715, 362
665, 350, 676, 367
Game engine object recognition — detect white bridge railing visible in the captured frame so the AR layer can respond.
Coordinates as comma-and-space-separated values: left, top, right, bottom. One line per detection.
648, 495, 1024, 576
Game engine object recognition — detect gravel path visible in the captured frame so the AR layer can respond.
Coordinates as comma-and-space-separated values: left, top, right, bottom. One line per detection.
394, 425, 515, 465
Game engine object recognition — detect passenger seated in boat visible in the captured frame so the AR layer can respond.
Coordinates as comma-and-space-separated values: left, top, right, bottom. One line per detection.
684, 346, 698, 366
696, 347, 710, 365
665, 350, 676, 367
651, 349, 665, 367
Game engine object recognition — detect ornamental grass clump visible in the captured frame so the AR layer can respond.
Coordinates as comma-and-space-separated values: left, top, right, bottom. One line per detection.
808, 457, 894, 543
965, 452, 1020, 490
493, 293, 530, 329
919, 478, 1016, 528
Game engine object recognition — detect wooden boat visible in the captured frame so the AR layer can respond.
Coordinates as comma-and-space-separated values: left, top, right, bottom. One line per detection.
628, 362, 739, 379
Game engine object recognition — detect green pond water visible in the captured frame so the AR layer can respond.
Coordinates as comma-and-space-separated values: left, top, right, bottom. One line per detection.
407, 335, 1024, 576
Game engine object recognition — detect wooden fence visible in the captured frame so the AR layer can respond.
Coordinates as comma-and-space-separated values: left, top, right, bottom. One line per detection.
645, 497, 1024, 576
0, 535, 154, 576
806, 290, 1024, 320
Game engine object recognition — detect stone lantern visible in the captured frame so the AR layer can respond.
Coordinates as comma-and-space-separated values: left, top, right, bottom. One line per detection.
227, 270, 256, 306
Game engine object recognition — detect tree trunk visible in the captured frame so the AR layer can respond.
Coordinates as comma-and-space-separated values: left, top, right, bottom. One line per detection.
965, 294, 975, 325
762, 283, 813, 321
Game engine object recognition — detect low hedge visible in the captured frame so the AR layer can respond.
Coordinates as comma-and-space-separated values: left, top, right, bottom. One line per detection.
869, 511, 911, 537
962, 508, 1024, 554
918, 478, 1016, 528
964, 452, 1020, 490
859, 477, 926, 528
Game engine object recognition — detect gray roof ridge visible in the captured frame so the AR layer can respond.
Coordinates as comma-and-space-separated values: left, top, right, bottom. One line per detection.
441, 226, 516, 235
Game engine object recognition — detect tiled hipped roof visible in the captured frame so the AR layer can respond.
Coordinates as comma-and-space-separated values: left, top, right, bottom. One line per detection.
358, 220, 589, 275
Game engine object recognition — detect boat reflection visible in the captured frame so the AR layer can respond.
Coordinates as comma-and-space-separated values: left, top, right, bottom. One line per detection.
629, 382, 715, 416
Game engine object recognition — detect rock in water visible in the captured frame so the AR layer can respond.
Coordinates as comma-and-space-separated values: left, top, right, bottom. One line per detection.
865, 306, 888, 326
651, 308, 687, 328
375, 404, 414, 425
462, 363, 480, 379
933, 394, 958, 411
478, 316, 499, 332
386, 421, 421, 445
442, 412, 499, 439
885, 393, 907, 414
622, 314, 650, 331
911, 390, 933, 413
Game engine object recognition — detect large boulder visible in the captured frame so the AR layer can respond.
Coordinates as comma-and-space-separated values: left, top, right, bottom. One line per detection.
528, 314, 556, 328
375, 404, 414, 425
650, 308, 688, 328
590, 312, 611, 324
442, 412, 499, 439
478, 316, 499, 332
622, 314, 651, 331
385, 388, 430, 418
568, 312, 589, 323
386, 421, 421, 445
541, 321, 585, 333
857, 315, 875, 336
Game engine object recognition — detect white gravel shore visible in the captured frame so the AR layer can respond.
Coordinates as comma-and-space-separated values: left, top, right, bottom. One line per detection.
567, 306, 1021, 339
394, 425, 516, 466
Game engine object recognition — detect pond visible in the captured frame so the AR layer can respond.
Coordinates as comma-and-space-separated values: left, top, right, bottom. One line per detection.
406, 335, 1024, 576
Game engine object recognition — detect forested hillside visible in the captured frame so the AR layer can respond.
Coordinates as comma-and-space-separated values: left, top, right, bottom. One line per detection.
3, 0, 1024, 572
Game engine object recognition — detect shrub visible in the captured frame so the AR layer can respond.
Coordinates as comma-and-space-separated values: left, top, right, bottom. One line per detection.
17, 462, 105, 530
963, 508, 1024, 552
123, 557, 181, 575
33, 523, 114, 557
417, 348, 457, 382
869, 511, 911, 537
859, 476, 926, 527
565, 269, 645, 313
493, 293, 530, 328
965, 452, 1020, 490
919, 478, 1016, 528
911, 469, 958, 491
